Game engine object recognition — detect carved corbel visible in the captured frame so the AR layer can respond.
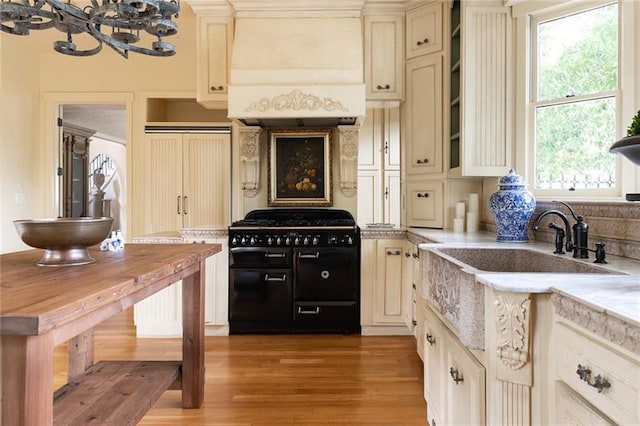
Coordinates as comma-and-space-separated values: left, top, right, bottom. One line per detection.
494, 293, 532, 370
337, 125, 359, 197
238, 126, 261, 197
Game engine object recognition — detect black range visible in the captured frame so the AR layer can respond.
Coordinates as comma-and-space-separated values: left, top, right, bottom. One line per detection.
228, 208, 360, 334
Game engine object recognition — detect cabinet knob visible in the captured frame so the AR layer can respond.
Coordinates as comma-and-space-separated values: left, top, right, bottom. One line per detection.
426, 333, 436, 346
404, 251, 411, 258
416, 158, 429, 164
210, 85, 225, 91
449, 367, 464, 385
417, 38, 430, 46
417, 193, 430, 198
386, 250, 401, 256
376, 84, 391, 90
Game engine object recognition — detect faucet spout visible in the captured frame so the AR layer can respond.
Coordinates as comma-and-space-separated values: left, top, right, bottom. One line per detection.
532, 209, 573, 253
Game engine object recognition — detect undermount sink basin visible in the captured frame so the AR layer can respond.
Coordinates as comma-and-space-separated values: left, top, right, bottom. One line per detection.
434, 247, 615, 274
422, 246, 616, 351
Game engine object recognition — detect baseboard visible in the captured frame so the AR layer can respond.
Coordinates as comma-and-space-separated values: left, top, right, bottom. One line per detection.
362, 325, 413, 336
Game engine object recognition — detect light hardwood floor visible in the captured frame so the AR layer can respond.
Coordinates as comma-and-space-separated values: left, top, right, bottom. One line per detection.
54, 309, 427, 425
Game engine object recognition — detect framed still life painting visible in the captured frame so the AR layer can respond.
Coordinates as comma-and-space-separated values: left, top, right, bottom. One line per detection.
268, 129, 332, 207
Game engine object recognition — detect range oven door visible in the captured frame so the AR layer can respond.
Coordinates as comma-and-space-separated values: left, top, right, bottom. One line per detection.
293, 247, 359, 301
229, 247, 292, 323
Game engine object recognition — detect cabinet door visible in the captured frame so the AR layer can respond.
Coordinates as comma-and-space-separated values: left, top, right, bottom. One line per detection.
147, 133, 183, 233
364, 14, 404, 101
406, 2, 443, 59
196, 16, 233, 107
373, 240, 405, 324
182, 133, 231, 228
424, 306, 447, 423
357, 170, 381, 225
446, 332, 486, 425
383, 170, 400, 226
405, 54, 443, 175
405, 181, 443, 228
203, 237, 229, 325
402, 243, 415, 332
384, 107, 401, 170
358, 108, 384, 170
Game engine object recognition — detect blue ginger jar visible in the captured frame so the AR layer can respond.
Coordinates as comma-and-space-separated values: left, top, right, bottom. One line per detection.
490, 169, 536, 242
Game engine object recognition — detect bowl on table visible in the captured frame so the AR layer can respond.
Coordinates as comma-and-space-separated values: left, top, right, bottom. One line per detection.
14, 217, 114, 266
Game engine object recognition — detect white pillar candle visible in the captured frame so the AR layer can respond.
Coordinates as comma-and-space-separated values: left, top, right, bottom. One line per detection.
468, 193, 479, 213
466, 212, 479, 233
453, 217, 465, 233
455, 202, 466, 219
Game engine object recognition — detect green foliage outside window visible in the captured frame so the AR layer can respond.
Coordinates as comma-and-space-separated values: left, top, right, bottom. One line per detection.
627, 110, 640, 137
535, 3, 618, 189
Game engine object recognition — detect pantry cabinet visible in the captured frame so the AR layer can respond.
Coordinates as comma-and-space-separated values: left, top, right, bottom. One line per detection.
364, 13, 404, 102
357, 108, 401, 226
196, 16, 233, 108
145, 132, 231, 233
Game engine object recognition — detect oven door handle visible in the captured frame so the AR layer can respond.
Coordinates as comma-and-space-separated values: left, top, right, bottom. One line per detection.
297, 306, 320, 315
297, 252, 320, 259
264, 273, 287, 282
264, 252, 287, 258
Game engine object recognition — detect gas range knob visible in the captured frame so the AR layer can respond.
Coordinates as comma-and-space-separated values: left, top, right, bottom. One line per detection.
240, 236, 247, 245
312, 237, 319, 245
231, 236, 238, 245
303, 236, 310, 245
250, 236, 257, 245
285, 237, 291, 245
347, 236, 353, 245
276, 237, 282, 245
266, 236, 274, 245
294, 236, 301, 245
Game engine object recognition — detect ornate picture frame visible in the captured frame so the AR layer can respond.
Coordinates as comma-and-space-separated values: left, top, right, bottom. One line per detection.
268, 129, 332, 207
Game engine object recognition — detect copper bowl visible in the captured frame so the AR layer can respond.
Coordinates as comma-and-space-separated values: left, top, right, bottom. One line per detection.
14, 217, 114, 266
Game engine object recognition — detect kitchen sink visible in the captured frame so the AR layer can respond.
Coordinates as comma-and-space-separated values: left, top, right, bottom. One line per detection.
422, 246, 617, 351
434, 247, 615, 274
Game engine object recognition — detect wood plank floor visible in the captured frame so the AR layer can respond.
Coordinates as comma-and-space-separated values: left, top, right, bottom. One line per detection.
53, 309, 427, 425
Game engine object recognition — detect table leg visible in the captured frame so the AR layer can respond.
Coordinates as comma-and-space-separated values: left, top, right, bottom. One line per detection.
1, 333, 54, 425
181, 259, 205, 408
68, 329, 95, 380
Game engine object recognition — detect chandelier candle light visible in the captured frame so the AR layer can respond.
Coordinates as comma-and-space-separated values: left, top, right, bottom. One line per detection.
0, 0, 180, 58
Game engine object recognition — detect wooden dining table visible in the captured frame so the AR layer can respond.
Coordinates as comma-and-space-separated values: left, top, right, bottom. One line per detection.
0, 243, 221, 425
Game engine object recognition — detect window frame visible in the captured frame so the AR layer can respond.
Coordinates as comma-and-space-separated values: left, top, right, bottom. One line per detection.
518, 0, 638, 201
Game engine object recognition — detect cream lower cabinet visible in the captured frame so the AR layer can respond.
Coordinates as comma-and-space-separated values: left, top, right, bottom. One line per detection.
145, 132, 231, 234
133, 237, 229, 337
423, 304, 486, 426
361, 238, 411, 335
551, 317, 640, 425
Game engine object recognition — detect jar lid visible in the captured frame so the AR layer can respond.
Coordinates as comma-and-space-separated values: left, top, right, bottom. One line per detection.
498, 169, 525, 186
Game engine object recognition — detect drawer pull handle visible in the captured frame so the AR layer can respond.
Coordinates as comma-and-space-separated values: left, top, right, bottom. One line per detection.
417, 38, 430, 46
449, 367, 463, 384
576, 364, 611, 393
426, 333, 435, 346
386, 250, 401, 256
376, 84, 391, 90
264, 252, 286, 258
210, 85, 225, 91
264, 274, 287, 282
417, 193, 430, 198
416, 158, 429, 164
298, 252, 320, 259
298, 306, 320, 315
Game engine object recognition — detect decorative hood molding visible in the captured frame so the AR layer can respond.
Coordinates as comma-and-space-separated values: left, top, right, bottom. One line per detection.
188, 0, 368, 126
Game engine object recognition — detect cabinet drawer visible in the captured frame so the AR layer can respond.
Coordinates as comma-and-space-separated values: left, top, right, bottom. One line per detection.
405, 181, 443, 228
406, 2, 443, 59
555, 322, 640, 424
555, 381, 615, 425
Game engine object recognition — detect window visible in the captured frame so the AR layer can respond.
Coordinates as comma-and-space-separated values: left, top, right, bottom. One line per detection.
531, 2, 618, 194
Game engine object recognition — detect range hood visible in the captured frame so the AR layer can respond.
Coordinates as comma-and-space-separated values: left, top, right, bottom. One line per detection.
225, 2, 367, 127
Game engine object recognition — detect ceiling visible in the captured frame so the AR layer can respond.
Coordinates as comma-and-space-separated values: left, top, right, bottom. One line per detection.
63, 104, 126, 143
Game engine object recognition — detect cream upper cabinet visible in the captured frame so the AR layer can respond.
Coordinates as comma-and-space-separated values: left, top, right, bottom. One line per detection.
405, 180, 444, 228
196, 16, 233, 108
449, 1, 513, 176
364, 13, 404, 101
404, 54, 443, 176
146, 132, 231, 233
406, 2, 443, 59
